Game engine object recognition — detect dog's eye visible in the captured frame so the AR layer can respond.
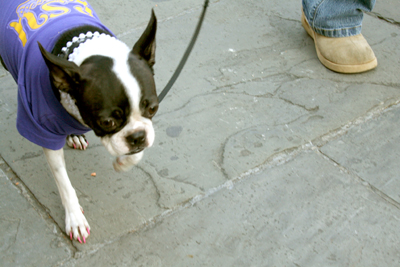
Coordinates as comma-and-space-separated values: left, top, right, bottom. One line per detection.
148, 105, 158, 116
141, 99, 158, 118
100, 118, 116, 130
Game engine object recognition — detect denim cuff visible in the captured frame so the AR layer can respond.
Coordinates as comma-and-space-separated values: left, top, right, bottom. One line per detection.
302, 0, 374, 38
312, 24, 363, 38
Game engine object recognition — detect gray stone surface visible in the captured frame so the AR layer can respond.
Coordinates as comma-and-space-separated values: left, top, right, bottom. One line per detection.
69, 151, 400, 266
321, 106, 400, 204
373, 0, 400, 24
0, 0, 399, 266
7, 147, 164, 249
0, 68, 7, 78
0, 160, 71, 266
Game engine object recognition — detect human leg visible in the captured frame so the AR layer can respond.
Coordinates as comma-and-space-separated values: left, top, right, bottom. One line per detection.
303, 0, 376, 38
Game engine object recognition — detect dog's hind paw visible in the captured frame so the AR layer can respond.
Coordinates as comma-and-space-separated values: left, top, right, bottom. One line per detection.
65, 204, 90, 244
66, 134, 88, 150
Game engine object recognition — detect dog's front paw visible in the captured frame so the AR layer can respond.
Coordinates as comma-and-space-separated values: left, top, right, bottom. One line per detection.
113, 152, 143, 172
65, 204, 90, 244
66, 134, 88, 150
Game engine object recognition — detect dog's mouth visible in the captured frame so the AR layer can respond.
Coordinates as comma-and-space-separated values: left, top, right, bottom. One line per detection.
125, 147, 145, 155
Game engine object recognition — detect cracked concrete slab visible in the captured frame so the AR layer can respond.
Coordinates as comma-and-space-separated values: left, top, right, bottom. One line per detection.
277, 79, 400, 142
0, 160, 71, 266
68, 151, 400, 266
7, 147, 164, 249
372, 0, 400, 25
321, 105, 400, 204
145, 92, 307, 192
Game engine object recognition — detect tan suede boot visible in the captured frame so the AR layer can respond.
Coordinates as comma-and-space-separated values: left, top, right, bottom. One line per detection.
301, 10, 377, 73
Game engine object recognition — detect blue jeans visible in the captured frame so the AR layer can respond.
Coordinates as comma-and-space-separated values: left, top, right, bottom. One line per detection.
302, 0, 376, 38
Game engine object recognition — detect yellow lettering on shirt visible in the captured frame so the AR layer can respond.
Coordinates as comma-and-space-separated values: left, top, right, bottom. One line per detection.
74, 0, 93, 17
9, 19, 28, 47
9, 0, 94, 46
24, 11, 49, 29
42, 2, 70, 19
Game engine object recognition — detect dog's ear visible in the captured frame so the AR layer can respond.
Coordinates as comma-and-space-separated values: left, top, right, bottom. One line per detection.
132, 9, 157, 69
38, 42, 81, 95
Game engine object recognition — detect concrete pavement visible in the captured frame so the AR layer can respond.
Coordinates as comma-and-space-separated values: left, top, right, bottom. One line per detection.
1, 0, 400, 266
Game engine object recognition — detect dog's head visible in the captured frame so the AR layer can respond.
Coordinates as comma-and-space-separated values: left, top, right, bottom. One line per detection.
39, 11, 159, 157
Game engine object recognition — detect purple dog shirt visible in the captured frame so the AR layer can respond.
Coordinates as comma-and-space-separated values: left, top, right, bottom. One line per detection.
0, 0, 113, 150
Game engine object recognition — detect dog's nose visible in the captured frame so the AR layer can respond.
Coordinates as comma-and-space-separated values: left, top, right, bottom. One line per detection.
126, 130, 146, 146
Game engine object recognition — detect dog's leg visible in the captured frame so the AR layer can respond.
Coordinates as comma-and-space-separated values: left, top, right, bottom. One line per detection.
43, 147, 90, 243
66, 134, 88, 150
113, 151, 144, 172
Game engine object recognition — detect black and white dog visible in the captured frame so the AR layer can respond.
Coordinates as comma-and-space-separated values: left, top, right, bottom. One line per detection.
0, 1, 158, 243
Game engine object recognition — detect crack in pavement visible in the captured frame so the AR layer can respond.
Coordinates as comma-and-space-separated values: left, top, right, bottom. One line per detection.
0, 157, 77, 259
8, 91, 400, 262
278, 96, 320, 112
115, 0, 215, 38
367, 11, 400, 26
317, 148, 400, 210
67, 93, 400, 258
312, 98, 400, 147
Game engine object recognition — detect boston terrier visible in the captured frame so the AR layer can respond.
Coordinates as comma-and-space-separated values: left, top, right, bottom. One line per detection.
0, 0, 159, 244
